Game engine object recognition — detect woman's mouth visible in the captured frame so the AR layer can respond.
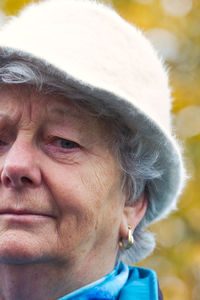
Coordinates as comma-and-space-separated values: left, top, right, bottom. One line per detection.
0, 209, 54, 223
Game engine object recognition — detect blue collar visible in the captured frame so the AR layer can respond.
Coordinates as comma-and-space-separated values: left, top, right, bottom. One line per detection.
58, 262, 159, 300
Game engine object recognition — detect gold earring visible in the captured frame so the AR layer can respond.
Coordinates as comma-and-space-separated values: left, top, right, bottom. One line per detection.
119, 226, 134, 250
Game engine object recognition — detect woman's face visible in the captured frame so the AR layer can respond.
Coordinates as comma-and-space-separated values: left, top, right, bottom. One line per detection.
0, 87, 126, 274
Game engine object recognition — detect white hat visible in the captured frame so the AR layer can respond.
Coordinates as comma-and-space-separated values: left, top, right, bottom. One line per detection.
0, 0, 186, 225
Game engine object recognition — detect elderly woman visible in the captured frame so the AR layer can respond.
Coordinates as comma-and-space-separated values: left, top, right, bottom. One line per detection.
0, 0, 185, 299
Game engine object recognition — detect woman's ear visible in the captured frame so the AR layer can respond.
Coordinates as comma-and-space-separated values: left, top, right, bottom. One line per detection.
119, 194, 147, 240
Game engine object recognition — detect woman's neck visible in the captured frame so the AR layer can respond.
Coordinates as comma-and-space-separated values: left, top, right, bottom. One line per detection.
0, 255, 116, 300
0, 263, 72, 300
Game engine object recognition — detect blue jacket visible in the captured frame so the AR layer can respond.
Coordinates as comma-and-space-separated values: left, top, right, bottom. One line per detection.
59, 262, 163, 299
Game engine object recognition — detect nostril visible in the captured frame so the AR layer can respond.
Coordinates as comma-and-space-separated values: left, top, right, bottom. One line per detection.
1, 166, 41, 188
4, 176, 12, 186
21, 177, 33, 184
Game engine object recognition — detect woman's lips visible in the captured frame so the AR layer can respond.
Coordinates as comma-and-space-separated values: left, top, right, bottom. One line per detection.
0, 209, 54, 222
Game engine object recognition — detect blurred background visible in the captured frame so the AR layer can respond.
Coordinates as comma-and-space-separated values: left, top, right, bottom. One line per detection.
0, 0, 199, 299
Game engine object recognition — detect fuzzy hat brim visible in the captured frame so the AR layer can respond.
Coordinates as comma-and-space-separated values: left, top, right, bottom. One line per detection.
0, 0, 186, 226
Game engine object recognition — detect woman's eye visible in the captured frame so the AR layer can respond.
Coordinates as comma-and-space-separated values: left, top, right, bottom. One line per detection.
43, 136, 81, 157
0, 139, 9, 153
0, 140, 6, 146
58, 138, 79, 149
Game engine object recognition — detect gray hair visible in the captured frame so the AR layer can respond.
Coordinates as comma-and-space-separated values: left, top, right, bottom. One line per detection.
0, 55, 163, 263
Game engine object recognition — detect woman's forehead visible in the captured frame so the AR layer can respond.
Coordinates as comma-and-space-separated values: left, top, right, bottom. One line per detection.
0, 85, 108, 139
0, 86, 88, 122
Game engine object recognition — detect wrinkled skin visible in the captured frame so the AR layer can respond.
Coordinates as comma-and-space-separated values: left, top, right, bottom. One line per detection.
0, 87, 146, 300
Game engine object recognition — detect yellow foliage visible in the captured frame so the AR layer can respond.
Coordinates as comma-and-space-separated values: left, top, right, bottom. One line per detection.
0, 0, 39, 15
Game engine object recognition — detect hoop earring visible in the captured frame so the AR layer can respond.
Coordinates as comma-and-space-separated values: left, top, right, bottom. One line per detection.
119, 226, 134, 250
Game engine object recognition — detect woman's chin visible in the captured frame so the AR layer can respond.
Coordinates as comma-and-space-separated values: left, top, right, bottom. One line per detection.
0, 231, 53, 265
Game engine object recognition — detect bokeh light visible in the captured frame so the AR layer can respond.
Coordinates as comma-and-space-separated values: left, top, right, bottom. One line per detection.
146, 28, 181, 62
175, 106, 200, 138
161, 0, 193, 18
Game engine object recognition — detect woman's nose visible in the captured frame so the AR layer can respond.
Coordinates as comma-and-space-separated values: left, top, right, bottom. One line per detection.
0, 140, 42, 189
